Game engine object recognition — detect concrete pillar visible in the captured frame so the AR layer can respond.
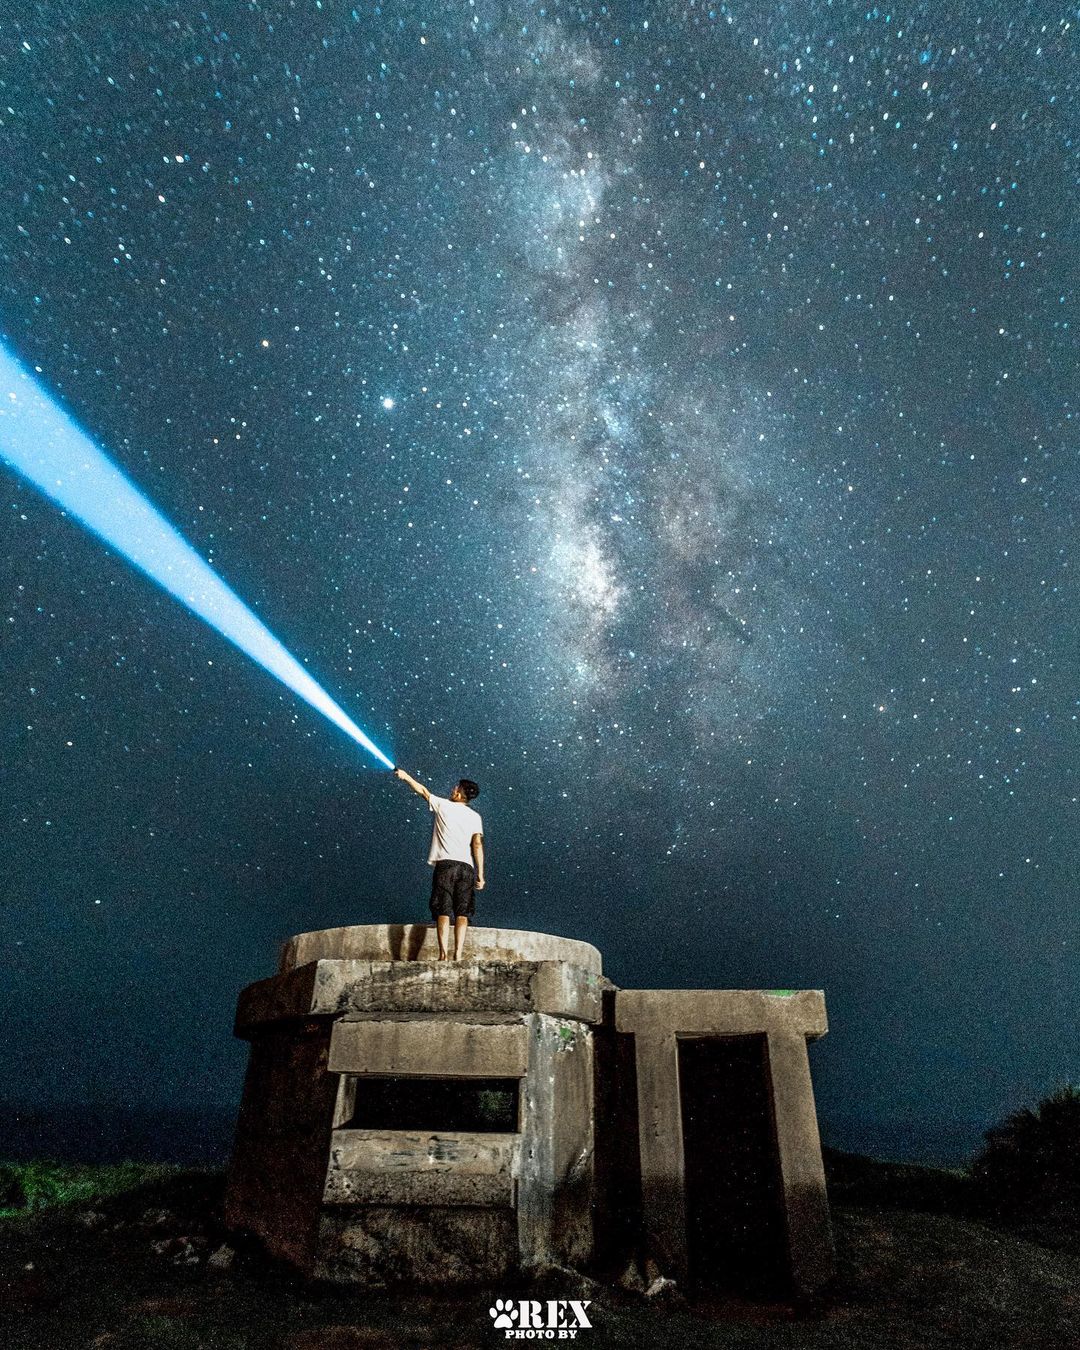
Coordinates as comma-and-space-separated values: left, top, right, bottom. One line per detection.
633, 1032, 687, 1284
766, 1031, 835, 1292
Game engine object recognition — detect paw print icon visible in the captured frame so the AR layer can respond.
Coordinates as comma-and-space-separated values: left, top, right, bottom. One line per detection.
489, 1298, 518, 1329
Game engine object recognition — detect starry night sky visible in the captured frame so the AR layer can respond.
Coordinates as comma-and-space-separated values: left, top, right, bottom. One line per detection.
1, 2, 1076, 1158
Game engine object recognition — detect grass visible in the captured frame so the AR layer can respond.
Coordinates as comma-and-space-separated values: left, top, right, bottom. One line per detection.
0, 1161, 178, 1219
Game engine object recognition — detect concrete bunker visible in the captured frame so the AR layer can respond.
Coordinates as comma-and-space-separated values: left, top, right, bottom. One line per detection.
225, 925, 833, 1295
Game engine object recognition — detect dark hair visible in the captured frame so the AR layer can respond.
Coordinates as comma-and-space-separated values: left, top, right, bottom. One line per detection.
458, 779, 480, 802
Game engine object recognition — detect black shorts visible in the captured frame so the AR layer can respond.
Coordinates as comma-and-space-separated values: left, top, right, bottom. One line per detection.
429, 859, 476, 919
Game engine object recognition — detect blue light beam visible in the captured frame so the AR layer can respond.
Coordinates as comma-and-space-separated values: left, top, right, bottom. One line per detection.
0, 345, 395, 770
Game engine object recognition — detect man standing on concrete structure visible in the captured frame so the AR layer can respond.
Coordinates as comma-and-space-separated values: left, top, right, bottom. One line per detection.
393, 769, 485, 960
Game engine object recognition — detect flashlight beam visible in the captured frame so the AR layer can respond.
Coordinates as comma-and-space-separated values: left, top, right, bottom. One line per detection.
0, 346, 395, 770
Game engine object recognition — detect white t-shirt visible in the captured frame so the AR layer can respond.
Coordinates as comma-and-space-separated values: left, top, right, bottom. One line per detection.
427, 794, 484, 866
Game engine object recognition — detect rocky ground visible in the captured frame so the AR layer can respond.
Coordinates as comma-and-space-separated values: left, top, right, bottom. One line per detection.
1, 1156, 1078, 1350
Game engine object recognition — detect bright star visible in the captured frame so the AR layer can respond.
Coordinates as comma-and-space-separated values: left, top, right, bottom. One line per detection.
381, 397, 395, 410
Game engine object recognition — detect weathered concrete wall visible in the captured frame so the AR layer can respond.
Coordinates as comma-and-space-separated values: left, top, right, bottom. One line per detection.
767, 1030, 835, 1293
314, 1205, 518, 1286
323, 1129, 519, 1207
631, 1031, 687, 1281
236, 959, 605, 1031
328, 1017, 529, 1079
224, 1021, 339, 1272
546, 1017, 595, 1268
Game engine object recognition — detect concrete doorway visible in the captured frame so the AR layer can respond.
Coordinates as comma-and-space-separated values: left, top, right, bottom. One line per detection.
678, 1035, 789, 1296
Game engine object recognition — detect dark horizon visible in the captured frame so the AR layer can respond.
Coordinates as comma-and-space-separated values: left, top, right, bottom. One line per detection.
0, 1100, 987, 1172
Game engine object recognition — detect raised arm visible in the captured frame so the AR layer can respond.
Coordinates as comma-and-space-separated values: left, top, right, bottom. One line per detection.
471, 833, 485, 890
393, 767, 431, 802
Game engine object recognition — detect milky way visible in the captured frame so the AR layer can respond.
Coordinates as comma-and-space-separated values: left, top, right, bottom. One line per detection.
1, 2, 1076, 1154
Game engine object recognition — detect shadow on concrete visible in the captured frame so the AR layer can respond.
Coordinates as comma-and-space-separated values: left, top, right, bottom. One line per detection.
385, 924, 429, 962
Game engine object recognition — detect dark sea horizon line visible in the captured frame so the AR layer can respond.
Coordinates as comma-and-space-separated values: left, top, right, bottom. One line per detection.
0, 1102, 983, 1169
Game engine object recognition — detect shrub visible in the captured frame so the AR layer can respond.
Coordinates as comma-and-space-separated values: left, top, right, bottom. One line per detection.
0, 1160, 173, 1216
0, 1164, 27, 1211
971, 1085, 1080, 1224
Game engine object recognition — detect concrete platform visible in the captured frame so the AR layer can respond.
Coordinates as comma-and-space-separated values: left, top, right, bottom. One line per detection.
279, 924, 602, 974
